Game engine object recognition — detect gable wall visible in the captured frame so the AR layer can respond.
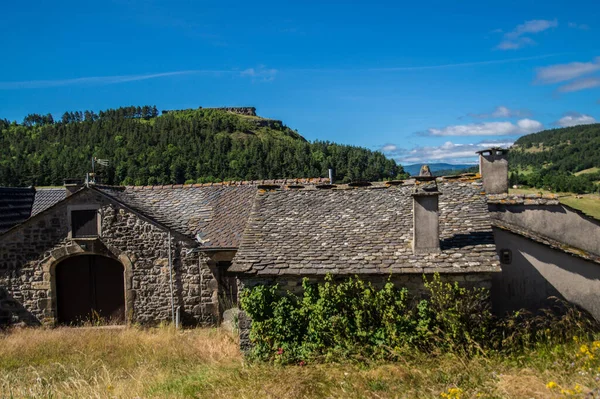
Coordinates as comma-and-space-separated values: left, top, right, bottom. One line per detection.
0, 189, 219, 326
492, 227, 600, 320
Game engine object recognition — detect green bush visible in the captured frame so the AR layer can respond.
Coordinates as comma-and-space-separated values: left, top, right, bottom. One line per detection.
240, 274, 598, 364
241, 274, 494, 363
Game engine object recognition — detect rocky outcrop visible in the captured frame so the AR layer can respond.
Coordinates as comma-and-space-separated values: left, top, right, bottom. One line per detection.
208, 107, 257, 116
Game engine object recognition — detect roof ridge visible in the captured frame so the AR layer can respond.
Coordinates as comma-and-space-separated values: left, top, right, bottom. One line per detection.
95, 177, 483, 191
107, 178, 331, 190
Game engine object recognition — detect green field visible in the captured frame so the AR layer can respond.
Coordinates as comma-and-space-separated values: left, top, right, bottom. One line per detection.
1, 326, 599, 398
575, 167, 600, 176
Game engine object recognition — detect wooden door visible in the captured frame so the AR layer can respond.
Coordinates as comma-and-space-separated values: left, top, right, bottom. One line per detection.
56, 255, 125, 325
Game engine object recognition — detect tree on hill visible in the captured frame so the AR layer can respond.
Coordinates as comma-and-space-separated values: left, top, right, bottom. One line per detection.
509, 123, 600, 193
0, 106, 403, 186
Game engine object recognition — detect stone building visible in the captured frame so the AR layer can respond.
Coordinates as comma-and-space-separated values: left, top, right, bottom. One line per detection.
0, 183, 257, 326
1, 149, 600, 330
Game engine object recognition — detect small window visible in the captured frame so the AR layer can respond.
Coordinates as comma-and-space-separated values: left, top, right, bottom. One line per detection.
72, 210, 98, 238
500, 249, 512, 264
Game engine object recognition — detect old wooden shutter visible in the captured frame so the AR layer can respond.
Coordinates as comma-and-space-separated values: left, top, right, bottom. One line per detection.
72, 210, 98, 237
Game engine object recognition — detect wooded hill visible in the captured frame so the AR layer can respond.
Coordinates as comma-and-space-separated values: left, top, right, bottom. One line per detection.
509, 123, 600, 193
0, 106, 402, 187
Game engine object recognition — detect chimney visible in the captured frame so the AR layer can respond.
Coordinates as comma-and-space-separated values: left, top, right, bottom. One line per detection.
476, 147, 509, 194
412, 166, 441, 254
64, 178, 84, 197
328, 168, 334, 185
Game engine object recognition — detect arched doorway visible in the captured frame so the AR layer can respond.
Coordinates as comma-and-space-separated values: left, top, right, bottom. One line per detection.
55, 255, 125, 325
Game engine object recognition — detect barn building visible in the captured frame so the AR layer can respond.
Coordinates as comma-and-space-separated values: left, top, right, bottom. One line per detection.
0, 150, 599, 336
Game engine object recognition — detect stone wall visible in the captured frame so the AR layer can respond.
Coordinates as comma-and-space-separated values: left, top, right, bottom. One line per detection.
236, 272, 492, 351
0, 189, 219, 326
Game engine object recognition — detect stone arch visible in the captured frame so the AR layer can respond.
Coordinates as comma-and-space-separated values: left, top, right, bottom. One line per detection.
41, 243, 135, 325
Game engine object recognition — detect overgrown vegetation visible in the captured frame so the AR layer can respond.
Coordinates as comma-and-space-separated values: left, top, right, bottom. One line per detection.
0, 106, 402, 186
3, 323, 600, 397
240, 274, 598, 364
509, 123, 600, 194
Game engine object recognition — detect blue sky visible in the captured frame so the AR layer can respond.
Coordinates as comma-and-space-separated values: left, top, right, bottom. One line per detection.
1, 0, 599, 165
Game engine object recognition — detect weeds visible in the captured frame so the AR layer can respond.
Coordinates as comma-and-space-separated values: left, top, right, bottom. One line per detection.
1, 274, 599, 398
1, 327, 599, 398
240, 273, 599, 364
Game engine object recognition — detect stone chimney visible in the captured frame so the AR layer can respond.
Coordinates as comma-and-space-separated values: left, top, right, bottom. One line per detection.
412, 166, 441, 254
476, 148, 509, 194
64, 178, 84, 197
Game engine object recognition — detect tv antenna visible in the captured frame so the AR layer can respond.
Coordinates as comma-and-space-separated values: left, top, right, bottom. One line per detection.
87, 156, 109, 185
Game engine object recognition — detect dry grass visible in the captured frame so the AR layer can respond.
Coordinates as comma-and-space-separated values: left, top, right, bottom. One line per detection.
1, 326, 599, 398
560, 194, 600, 220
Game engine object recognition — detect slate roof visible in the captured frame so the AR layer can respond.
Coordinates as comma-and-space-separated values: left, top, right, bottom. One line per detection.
95, 185, 257, 248
31, 188, 66, 216
0, 187, 68, 234
1, 177, 502, 277
229, 181, 501, 275
487, 193, 560, 206
0, 187, 36, 233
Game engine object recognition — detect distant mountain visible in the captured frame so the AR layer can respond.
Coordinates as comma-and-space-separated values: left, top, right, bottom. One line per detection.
402, 163, 475, 176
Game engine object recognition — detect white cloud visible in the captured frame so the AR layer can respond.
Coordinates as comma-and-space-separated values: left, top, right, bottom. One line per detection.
497, 37, 536, 50
381, 144, 398, 152
0, 65, 278, 90
426, 118, 543, 136
240, 65, 278, 81
0, 71, 210, 90
568, 22, 590, 30
535, 57, 600, 84
507, 19, 559, 38
381, 141, 513, 164
555, 112, 597, 127
497, 19, 558, 50
558, 77, 600, 92
469, 105, 531, 118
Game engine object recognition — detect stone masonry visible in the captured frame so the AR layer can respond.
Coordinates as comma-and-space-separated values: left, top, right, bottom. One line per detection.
0, 189, 219, 326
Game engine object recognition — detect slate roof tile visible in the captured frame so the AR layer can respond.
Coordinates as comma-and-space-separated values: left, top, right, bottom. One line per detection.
0, 187, 36, 233
96, 185, 257, 248
229, 181, 500, 275
31, 188, 66, 216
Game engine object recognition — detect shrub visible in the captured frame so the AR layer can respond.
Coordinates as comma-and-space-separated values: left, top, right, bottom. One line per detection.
240, 274, 599, 363
417, 275, 494, 354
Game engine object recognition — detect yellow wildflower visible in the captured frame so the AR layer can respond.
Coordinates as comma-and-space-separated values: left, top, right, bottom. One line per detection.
440, 387, 463, 399
546, 381, 558, 389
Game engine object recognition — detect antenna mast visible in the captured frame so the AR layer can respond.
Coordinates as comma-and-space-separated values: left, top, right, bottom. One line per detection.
88, 156, 109, 185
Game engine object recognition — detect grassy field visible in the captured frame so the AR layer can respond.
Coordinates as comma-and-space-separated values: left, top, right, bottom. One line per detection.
1, 326, 599, 398
574, 167, 600, 176
509, 187, 600, 220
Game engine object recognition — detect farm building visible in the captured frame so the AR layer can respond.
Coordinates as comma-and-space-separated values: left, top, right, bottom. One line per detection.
1, 150, 599, 342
